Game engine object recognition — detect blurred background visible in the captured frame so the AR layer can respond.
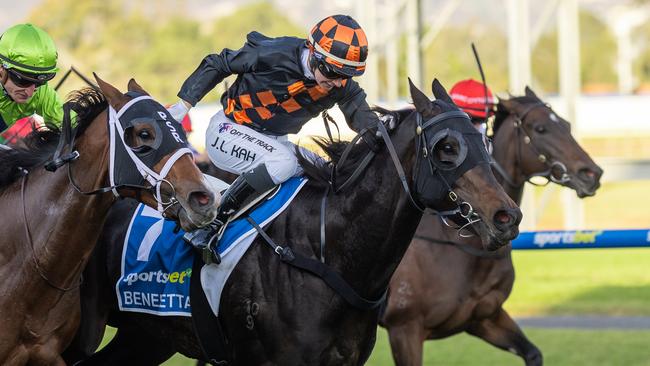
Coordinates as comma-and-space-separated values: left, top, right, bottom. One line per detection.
2, 0, 650, 365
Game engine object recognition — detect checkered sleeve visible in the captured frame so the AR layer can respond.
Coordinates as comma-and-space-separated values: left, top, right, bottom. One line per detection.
337, 79, 379, 132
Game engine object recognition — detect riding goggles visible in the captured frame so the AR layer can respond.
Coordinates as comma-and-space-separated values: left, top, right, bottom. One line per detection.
6, 68, 55, 88
316, 58, 349, 80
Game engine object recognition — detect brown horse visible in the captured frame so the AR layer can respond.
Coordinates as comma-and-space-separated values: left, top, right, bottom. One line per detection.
380, 86, 603, 366
0, 76, 218, 366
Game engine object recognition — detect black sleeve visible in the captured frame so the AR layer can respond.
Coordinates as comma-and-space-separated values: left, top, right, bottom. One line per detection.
177, 42, 259, 106
336, 79, 379, 133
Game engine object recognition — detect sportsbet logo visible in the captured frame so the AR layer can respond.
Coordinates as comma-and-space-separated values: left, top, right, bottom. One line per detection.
533, 230, 603, 248
124, 268, 192, 286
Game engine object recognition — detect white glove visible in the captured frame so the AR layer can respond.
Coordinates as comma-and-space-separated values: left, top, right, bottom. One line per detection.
167, 99, 190, 122
379, 114, 397, 130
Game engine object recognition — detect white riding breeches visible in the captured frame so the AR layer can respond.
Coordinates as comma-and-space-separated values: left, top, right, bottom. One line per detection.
205, 111, 320, 184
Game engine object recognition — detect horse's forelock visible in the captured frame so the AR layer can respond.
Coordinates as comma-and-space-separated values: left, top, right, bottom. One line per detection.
494, 95, 538, 133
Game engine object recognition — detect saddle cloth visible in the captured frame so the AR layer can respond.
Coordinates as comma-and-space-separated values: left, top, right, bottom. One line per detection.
116, 176, 308, 316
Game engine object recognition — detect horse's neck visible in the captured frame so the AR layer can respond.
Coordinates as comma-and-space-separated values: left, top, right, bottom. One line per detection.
492, 116, 525, 204
20, 112, 113, 289
326, 137, 423, 299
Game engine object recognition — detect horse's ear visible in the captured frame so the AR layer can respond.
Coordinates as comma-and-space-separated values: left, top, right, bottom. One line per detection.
524, 85, 540, 100
499, 96, 518, 112
94, 73, 128, 110
431, 78, 453, 104
127, 78, 149, 96
409, 78, 434, 115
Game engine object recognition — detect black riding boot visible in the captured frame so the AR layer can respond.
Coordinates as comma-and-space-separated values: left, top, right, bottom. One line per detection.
183, 164, 276, 264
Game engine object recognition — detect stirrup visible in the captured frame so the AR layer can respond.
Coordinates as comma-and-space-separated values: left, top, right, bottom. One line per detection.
183, 226, 222, 265
198, 233, 221, 265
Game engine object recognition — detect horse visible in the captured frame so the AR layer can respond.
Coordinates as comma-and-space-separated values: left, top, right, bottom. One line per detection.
0, 75, 218, 366
64, 78, 522, 366
380, 86, 603, 366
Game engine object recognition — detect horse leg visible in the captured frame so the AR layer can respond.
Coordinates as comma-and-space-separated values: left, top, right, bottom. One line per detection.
388, 321, 425, 366
76, 325, 175, 366
466, 308, 542, 366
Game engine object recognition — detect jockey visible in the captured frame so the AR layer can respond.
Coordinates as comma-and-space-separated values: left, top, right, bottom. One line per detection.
168, 14, 383, 261
449, 79, 496, 152
0, 23, 63, 142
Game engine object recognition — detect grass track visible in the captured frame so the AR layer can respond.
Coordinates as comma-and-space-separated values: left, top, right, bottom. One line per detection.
98, 247, 650, 365
95, 326, 650, 365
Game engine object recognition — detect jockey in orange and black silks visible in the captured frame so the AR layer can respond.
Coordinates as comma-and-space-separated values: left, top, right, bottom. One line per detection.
167, 15, 389, 263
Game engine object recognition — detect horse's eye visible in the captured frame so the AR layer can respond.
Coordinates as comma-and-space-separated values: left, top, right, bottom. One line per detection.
534, 125, 546, 134
138, 130, 152, 139
443, 144, 454, 154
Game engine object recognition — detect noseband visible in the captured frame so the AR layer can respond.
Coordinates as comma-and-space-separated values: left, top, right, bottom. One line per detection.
326, 109, 488, 242
20, 93, 191, 291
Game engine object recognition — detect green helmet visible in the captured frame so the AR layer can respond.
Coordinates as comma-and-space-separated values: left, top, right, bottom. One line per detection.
0, 23, 58, 76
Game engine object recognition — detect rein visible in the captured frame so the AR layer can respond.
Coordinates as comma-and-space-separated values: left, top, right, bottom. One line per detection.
413, 234, 510, 259
20, 169, 82, 291
20, 106, 83, 291
20, 96, 188, 291
248, 110, 485, 310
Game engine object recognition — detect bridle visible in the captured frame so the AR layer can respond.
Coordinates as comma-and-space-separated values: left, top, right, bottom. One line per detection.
249, 108, 492, 310
491, 101, 572, 189
321, 108, 487, 259
19, 94, 191, 291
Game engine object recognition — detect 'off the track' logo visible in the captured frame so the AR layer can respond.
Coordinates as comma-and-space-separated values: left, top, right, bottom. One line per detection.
218, 122, 232, 134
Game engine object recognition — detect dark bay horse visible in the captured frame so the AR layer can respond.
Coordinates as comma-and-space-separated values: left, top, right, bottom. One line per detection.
0, 76, 217, 365
380, 86, 603, 366
65, 79, 522, 365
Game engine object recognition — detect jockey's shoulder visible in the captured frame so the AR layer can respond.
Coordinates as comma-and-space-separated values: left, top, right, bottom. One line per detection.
245, 31, 304, 49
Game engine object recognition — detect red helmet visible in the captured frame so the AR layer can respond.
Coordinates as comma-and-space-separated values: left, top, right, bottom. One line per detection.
449, 79, 496, 119
308, 15, 368, 78
181, 114, 192, 133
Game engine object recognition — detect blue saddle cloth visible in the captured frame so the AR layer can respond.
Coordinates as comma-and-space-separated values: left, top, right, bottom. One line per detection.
116, 176, 308, 316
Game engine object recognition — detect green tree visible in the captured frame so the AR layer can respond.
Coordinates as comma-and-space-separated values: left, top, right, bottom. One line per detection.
26, 0, 303, 103
532, 9, 617, 93
632, 19, 650, 87
210, 1, 304, 52
422, 23, 509, 94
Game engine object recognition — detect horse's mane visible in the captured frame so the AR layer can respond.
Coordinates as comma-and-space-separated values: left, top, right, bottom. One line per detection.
296, 106, 415, 189
493, 95, 538, 134
0, 87, 107, 190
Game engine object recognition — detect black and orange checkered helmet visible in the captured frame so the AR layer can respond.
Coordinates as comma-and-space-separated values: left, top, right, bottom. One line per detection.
308, 15, 368, 78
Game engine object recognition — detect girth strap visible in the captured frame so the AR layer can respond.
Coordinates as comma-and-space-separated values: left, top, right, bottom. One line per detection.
245, 216, 387, 311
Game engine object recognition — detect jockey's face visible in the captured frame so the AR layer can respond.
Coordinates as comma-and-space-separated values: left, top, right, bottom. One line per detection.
0, 68, 37, 104
314, 68, 347, 91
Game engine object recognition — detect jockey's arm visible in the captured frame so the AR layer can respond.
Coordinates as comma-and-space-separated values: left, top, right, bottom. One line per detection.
337, 79, 380, 132
176, 35, 261, 109
36, 84, 66, 128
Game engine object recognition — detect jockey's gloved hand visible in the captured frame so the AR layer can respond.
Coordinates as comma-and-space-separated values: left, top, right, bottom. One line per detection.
379, 114, 397, 130
167, 99, 190, 123
360, 129, 381, 153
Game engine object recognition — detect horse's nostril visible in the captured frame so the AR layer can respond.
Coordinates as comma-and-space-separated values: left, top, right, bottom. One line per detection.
578, 167, 601, 182
579, 169, 595, 179
494, 210, 513, 225
191, 191, 213, 207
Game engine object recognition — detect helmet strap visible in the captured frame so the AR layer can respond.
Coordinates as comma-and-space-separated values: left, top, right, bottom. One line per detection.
0, 67, 10, 100
308, 51, 319, 74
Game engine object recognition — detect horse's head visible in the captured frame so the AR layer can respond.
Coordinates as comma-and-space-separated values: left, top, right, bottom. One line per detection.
496, 86, 602, 197
94, 74, 218, 230
408, 78, 521, 250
